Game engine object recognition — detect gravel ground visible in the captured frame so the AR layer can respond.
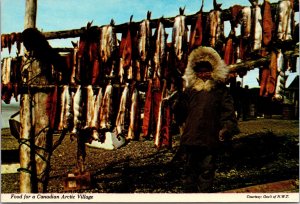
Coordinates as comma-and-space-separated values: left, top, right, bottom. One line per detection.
1, 118, 299, 193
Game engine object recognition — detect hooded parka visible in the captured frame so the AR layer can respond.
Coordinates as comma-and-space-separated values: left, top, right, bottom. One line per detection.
173, 47, 239, 149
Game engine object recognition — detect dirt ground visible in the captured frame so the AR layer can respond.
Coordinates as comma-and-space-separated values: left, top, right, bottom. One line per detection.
1, 118, 299, 193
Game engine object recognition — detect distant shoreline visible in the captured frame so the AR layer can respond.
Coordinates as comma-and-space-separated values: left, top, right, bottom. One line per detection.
1, 102, 20, 128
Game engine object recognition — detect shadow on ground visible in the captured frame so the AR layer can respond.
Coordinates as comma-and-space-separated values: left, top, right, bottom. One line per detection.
88, 132, 299, 193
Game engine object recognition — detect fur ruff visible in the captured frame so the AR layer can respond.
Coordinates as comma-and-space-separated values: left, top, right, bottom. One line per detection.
183, 46, 228, 91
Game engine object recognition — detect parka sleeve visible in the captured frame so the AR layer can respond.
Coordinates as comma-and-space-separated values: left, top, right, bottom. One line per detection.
171, 90, 189, 126
220, 87, 240, 138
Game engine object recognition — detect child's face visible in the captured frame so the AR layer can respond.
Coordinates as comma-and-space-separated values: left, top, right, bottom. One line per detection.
195, 66, 212, 81
196, 71, 212, 81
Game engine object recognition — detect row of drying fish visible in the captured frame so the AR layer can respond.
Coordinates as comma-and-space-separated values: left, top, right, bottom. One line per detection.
56, 83, 143, 143
55, 79, 172, 148
65, 0, 297, 83
1, 32, 22, 54
238, 0, 294, 53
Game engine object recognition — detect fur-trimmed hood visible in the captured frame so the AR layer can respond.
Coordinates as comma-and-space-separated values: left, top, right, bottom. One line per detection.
183, 46, 228, 91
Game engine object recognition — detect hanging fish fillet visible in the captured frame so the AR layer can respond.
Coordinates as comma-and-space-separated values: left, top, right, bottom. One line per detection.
1, 58, 7, 84
251, 3, 263, 51
223, 31, 235, 65
152, 77, 162, 139
58, 86, 67, 131
100, 20, 117, 64
127, 87, 140, 140
100, 20, 118, 77
277, 0, 293, 41
77, 34, 89, 83
7, 35, 12, 54
89, 36, 101, 84
1, 57, 13, 104
266, 51, 277, 96
189, 3, 204, 52
91, 59, 100, 85
90, 88, 103, 140
276, 50, 284, 76
274, 72, 286, 101
230, 5, 243, 29
262, 0, 273, 46
138, 12, 151, 62
160, 98, 171, 148
10, 57, 22, 101
115, 83, 130, 136
153, 19, 167, 78
58, 85, 72, 130
207, 0, 224, 48
16, 33, 22, 54
2, 57, 11, 85
1, 34, 6, 50
143, 60, 152, 81
119, 18, 133, 83
70, 42, 79, 85
134, 59, 141, 81
142, 79, 153, 138
241, 7, 252, 38
10, 33, 17, 50
47, 86, 58, 130
63, 86, 72, 130
239, 6, 252, 60
119, 58, 125, 83
259, 67, 270, 97
99, 84, 113, 129
273, 50, 286, 101
172, 8, 187, 61
11, 32, 17, 43
71, 85, 83, 135
137, 12, 151, 81
85, 85, 95, 128
60, 53, 73, 84
154, 80, 167, 148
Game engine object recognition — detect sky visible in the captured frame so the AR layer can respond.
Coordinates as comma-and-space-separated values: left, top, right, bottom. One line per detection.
0, 0, 299, 89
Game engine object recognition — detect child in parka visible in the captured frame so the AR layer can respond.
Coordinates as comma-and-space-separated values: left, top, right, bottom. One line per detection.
170, 46, 239, 192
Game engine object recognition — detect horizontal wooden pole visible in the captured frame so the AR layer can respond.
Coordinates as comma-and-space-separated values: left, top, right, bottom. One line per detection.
19, 82, 149, 92
2, 1, 299, 40
229, 47, 299, 73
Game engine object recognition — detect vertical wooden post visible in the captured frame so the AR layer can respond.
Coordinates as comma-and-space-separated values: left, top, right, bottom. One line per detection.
19, 86, 33, 193
24, 0, 37, 29
31, 60, 52, 193
19, 0, 37, 193
22, 0, 54, 193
